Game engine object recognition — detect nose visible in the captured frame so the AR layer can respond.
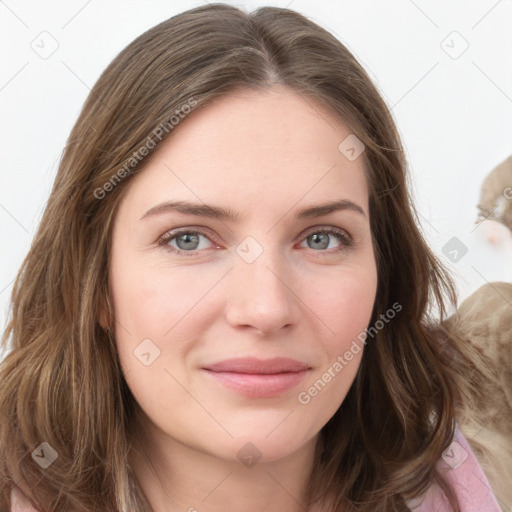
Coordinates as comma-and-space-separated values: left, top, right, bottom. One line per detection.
224, 246, 300, 336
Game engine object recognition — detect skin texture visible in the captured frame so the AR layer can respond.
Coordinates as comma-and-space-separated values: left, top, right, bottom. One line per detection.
106, 84, 378, 512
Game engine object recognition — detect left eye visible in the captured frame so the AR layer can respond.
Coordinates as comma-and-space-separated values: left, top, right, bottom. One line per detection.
299, 230, 350, 251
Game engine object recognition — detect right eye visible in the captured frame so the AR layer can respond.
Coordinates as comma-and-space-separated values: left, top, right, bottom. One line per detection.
157, 229, 220, 256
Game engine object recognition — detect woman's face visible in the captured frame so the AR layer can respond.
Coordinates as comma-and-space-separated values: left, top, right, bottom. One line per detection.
108, 85, 378, 464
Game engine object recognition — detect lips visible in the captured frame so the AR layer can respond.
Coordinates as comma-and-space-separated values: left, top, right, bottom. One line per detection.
201, 357, 311, 398
203, 357, 310, 374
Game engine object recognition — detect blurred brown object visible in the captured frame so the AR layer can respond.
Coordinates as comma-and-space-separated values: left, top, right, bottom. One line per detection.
477, 155, 512, 232
443, 282, 512, 511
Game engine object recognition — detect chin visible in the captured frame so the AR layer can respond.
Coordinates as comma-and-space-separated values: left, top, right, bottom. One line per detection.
204, 423, 318, 466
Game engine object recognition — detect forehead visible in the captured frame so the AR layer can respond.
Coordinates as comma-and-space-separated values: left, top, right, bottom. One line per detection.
119, 85, 369, 220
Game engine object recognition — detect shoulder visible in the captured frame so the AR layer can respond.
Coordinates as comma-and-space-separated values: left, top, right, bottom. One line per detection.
10, 485, 40, 512
408, 425, 503, 512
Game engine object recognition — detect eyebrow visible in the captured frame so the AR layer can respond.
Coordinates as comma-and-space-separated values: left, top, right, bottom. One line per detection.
139, 199, 367, 222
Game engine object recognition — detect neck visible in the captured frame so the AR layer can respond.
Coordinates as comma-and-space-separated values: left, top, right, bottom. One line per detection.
127, 410, 322, 512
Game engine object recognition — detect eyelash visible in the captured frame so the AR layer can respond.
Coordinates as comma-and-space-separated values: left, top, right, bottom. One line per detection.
156, 226, 354, 257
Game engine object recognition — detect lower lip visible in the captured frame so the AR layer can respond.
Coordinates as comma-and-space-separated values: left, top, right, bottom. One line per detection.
201, 369, 309, 398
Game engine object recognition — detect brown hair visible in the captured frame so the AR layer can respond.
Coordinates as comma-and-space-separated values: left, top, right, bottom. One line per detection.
0, 3, 490, 511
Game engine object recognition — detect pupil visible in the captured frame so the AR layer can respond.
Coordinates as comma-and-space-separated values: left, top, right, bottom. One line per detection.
310, 233, 329, 250
177, 233, 199, 250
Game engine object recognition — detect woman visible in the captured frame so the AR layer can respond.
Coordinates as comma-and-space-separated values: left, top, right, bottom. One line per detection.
0, 3, 504, 511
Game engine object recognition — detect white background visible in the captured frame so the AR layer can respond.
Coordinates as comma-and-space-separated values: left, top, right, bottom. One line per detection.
1, 0, 511, 360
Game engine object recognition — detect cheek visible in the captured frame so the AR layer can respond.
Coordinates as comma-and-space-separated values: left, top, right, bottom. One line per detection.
110, 260, 212, 339
295, 270, 376, 433
110, 274, 197, 418
108, 262, 178, 386
109, 261, 224, 397
306, 265, 378, 347
297, 264, 376, 400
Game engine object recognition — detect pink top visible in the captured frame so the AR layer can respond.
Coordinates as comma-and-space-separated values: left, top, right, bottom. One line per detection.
409, 424, 502, 511
10, 426, 502, 511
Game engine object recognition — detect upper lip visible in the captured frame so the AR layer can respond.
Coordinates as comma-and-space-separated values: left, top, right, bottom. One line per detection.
202, 357, 311, 374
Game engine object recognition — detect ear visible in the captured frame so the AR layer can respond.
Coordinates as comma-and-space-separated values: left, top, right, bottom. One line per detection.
99, 310, 109, 329
98, 294, 111, 330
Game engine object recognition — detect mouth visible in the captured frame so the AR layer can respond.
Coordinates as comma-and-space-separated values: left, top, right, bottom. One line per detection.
200, 357, 311, 398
